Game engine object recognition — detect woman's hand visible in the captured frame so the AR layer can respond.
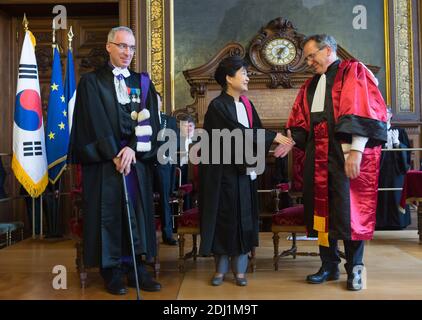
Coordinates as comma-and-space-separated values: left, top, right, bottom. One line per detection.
273, 130, 295, 158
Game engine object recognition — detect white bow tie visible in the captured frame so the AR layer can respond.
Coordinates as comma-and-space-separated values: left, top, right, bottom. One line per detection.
112, 67, 130, 79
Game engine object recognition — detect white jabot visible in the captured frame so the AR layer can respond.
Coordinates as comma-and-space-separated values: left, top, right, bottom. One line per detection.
235, 100, 256, 180
235, 101, 249, 128
311, 74, 326, 113
112, 66, 131, 105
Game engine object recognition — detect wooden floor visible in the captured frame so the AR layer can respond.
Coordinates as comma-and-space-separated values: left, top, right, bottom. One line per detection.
1, 231, 422, 300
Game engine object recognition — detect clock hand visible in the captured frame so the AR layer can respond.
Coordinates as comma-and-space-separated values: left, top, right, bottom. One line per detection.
277, 47, 287, 58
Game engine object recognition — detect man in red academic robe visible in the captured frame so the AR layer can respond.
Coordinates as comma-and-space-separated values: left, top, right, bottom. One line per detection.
275, 34, 387, 291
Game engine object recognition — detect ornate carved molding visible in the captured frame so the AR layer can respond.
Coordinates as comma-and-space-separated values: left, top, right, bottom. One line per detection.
35, 46, 53, 73
393, 0, 414, 113
147, 0, 165, 98
79, 47, 108, 72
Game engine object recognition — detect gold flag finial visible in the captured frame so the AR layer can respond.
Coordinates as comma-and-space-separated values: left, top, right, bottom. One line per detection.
22, 13, 28, 32
52, 19, 56, 50
68, 26, 74, 51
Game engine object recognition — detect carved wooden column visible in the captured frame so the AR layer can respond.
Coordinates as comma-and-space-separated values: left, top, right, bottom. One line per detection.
138, 0, 173, 113
389, 0, 420, 121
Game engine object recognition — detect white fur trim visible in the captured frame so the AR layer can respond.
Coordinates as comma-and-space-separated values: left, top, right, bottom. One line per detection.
137, 109, 151, 122
137, 141, 151, 152
135, 125, 153, 137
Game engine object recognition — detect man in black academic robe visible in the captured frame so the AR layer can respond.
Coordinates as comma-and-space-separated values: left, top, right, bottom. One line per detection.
376, 108, 411, 229
177, 115, 196, 210
69, 27, 161, 295
154, 109, 178, 245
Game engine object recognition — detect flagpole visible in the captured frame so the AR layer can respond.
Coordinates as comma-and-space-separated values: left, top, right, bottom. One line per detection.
32, 197, 35, 239
40, 194, 43, 239
56, 177, 62, 237
67, 26, 75, 212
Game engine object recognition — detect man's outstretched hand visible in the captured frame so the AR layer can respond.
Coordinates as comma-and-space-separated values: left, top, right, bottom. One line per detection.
274, 130, 295, 158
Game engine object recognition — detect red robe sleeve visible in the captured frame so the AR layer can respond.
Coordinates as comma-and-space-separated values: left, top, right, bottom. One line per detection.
286, 79, 312, 150
333, 60, 387, 148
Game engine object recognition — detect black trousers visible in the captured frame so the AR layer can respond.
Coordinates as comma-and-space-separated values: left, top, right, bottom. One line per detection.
319, 237, 364, 274
154, 163, 175, 240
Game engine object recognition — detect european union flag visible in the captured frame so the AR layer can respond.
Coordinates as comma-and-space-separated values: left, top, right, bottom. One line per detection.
46, 47, 69, 184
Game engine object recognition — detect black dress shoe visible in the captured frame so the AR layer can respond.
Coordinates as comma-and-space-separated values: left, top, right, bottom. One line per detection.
347, 270, 363, 291
306, 267, 340, 284
101, 267, 128, 295
127, 263, 162, 292
163, 237, 177, 246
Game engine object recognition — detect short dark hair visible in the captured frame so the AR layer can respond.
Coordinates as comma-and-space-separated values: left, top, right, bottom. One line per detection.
302, 34, 337, 52
214, 56, 249, 90
179, 114, 195, 124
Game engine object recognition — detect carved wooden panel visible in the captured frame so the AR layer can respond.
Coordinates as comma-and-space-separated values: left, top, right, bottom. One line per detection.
0, 10, 12, 222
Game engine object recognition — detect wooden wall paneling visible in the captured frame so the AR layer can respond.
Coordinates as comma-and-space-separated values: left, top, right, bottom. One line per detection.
0, 9, 12, 222
73, 17, 118, 75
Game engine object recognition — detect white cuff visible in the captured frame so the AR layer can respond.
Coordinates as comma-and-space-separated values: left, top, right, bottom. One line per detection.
249, 171, 257, 181
136, 141, 151, 152
350, 135, 368, 153
135, 125, 152, 137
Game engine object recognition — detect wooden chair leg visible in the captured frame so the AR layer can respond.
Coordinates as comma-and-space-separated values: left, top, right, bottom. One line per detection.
154, 235, 160, 278
76, 240, 87, 289
192, 234, 198, 261
178, 233, 185, 272
292, 233, 297, 259
273, 232, 280, 271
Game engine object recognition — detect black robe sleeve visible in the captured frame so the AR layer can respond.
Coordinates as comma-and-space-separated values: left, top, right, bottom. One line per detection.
69, 73, 120, 164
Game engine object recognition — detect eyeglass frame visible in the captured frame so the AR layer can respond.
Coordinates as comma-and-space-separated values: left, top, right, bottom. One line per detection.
304, 46, 327, 63
109, 42, 136, 53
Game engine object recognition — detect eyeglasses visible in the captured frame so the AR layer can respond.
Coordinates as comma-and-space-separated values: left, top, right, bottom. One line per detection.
109, 42, 136, 53
304, 46, 326, 62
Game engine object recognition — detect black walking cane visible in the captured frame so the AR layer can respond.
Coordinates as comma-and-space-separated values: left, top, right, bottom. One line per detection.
122, 172, 141, 300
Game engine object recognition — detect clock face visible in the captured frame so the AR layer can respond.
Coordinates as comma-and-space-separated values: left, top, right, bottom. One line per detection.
264, 38, 297, 66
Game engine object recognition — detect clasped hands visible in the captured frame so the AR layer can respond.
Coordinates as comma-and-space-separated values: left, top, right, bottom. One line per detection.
273, 130, 295, 158
113, 146, 136, 176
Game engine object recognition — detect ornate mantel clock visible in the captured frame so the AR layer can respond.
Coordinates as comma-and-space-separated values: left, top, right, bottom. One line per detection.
248, 17, 307, 88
